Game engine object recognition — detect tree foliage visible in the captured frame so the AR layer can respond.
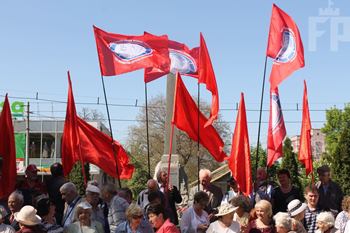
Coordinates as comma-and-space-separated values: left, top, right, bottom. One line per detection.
126, 95, 231, 184
68, 162, 90, 196
321, 104, 350, 195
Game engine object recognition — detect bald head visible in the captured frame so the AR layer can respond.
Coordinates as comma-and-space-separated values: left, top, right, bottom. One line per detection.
8, 191, 24, 213
147, 179, 158, 192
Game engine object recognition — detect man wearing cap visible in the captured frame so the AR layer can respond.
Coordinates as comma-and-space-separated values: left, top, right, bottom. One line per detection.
14, 205, 46, 233
287, 199, 307, 233
316, 165, 343, 215
0, 205, 15, 233
4, 190, 24, 231
60, 182, 82, 228
85, 184, 106, 230
17, 164, 47, 206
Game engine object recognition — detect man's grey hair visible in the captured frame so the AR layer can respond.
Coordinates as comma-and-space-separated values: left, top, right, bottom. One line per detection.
199, 169, 211, 178
9, 190, 24, 205
156, 167, 168, 183
60, 182, 77, 193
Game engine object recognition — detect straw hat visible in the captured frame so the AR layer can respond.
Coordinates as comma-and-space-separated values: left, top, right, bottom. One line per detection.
14, 205, 41, 226
215, 203, 238, 217
287, 199, 307, 217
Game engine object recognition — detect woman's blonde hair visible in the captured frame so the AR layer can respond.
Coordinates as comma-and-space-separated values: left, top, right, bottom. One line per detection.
255, 200, 272, 218
126, 203, 143, 221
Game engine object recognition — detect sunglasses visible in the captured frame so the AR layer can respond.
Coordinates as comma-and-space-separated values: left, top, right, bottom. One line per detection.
132, 215, 143, 219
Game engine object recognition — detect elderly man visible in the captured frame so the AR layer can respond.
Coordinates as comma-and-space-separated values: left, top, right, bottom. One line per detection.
304, 185, 321, 233
316, 165, 343, 215
137, 179, 159, 211
198, 169, 223, 216
85, 184, 106, 229
4, 191, 24, 231
101, 183, 129, 232
60, 182, 82, 228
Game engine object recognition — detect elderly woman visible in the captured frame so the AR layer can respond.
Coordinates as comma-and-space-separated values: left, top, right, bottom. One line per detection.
115, 203, 153, 233
231, 195, 251, 233
273, 212, 295, 233
245, 200, 274, 233
0, 205, 15, 233
287, 199, 307, 233
180, 191, 210, 233
147, 203, 179, 233
315, 212, 337, 233
36, 197, 63, 233
335, 196, 350, 233
64, 201, 104, 233
14, 205, 46, 233
206, 203, 240, 233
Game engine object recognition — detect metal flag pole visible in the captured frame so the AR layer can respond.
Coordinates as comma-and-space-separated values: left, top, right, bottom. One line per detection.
197, 83, 201, 190
100, 75, 122, 188
255, 56, 268, 179
144, 82, 151, 178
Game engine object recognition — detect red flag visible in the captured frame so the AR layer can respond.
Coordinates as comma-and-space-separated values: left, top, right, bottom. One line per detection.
298, 81, 312, 176
199, 33, 219, 127
227, 93, 252, 196
172, 73, 227, 162
62, 72, 134, 178
267, 87, 286, 166
0, 95, 17, 199
93, 26, 170, 76
267, 4, 305, 89
144, 39, 199, 82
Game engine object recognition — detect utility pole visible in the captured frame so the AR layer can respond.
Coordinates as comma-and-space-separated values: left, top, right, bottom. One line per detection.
25, 102, 30, 167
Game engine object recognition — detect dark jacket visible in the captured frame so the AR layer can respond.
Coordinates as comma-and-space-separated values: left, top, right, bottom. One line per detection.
316, 180, 343, 214
46, 176, 66, 224
4, 214, 20, 231
163, 186, 182, 225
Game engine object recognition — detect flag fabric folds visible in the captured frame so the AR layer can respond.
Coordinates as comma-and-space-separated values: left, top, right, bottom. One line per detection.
227, 93, 252, 196
0, 95, 17, 199
298, 81, 312, 176
267, 87, 286, 166
144, 39, 199, 82
266, 4, 305, 89
62, 72, 134, 179
93, 26, 170, 76
199, 33, 219, 127
172, 73, 227, 162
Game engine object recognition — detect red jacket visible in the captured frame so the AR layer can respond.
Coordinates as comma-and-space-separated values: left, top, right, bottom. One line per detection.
156, 219, 179, 233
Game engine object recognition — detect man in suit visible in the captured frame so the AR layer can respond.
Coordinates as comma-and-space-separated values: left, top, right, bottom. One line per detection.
156, 168, 182, 225
199, 169, 223, 218
60, 182, 82, 228
4, 190, 23, 231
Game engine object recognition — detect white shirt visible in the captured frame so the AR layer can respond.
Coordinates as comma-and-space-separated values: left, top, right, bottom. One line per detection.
206, 220, 240, 233
0, 223, 15, 233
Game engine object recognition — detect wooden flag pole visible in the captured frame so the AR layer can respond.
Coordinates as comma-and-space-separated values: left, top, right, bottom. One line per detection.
100, 75, 122, 188
144, 82, 151, 178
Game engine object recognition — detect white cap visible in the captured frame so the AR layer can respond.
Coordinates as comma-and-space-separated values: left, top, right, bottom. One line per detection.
86, 184, 100, 194
77, 201, 92, 210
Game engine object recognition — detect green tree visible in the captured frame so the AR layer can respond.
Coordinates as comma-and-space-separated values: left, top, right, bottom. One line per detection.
68, 162, 90, 195
281, 138, 303, 193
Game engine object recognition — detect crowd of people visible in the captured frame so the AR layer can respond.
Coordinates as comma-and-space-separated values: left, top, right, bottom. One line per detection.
0, 163, 349, 233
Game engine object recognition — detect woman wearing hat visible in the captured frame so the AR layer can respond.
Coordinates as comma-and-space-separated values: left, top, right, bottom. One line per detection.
287, 200, 307, 233
206, 203, 240, 233
245, 200, 274, 233
64, 201, 104, 233
315, 212, 337, 233
14, 205, 46, 233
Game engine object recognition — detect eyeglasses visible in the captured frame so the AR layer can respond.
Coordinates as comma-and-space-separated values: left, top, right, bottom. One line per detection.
132, 215, 143, 219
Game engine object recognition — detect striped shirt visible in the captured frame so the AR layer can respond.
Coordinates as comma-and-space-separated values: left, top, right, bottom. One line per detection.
304, 206, 320, 233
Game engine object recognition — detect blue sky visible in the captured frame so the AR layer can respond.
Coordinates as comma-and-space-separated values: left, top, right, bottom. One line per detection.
1, 0, 350, 148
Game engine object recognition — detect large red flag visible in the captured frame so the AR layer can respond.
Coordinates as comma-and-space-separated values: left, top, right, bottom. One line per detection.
0, 95, 17, 199
62, 72, 134, 178
199, 33, 219, 127
298, 81, 312, 176
267, 87, 286, 166
267, 4, 305, 89
227, 93, 252, 196
172, 73, 227, 162
93, 26, 170, 76
144, 39, 199, 82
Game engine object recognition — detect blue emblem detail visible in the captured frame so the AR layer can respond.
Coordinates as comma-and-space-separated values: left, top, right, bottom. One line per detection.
271, 92, 284, 132
274, 28, 297, 63
169, 49, 197, 75
109, 40, 152, 63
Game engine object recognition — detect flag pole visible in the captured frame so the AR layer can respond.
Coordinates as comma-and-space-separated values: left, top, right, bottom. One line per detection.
167, 124, 175, 189
144, 82, 151, 178
255, 56, 268, 179
100, 75, 122, 188
197, 83, 200, 190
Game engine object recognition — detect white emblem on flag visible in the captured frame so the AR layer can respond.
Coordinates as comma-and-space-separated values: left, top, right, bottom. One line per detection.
109, 40, 153, 63
274, 28, 297, 63
169, 49, 197, 75
271, 92, 284, 133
